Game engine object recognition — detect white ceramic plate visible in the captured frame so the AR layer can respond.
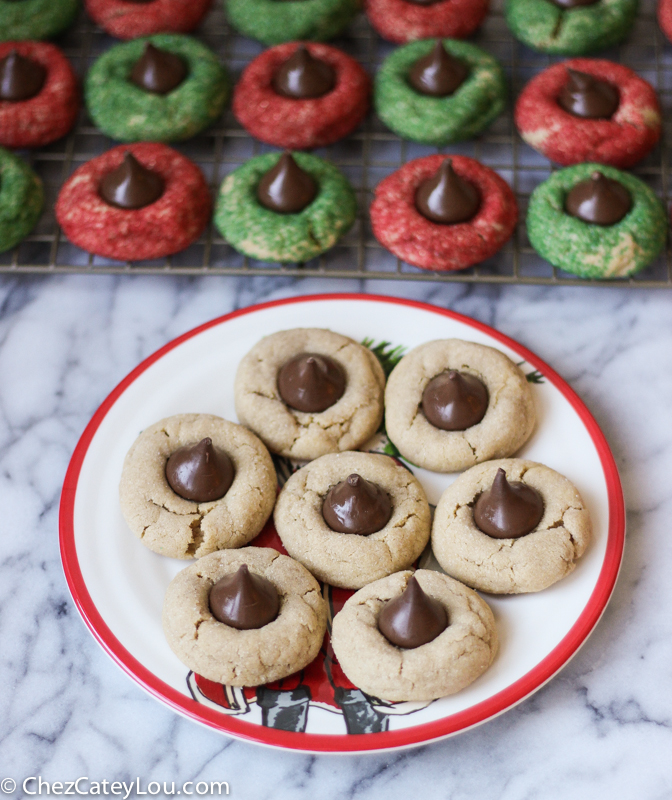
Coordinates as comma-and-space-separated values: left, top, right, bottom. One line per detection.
60, 294, 624, 753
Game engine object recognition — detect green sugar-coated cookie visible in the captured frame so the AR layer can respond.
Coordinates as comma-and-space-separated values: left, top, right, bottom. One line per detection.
526, 163, 666, 279
85, 34, 229, 143
374, 39, 507, 145
215, 152, 358, 264
0, 0, 79, 41
224, 0, 360, 44
0, 147, 44, 254
505, 0, 638, 55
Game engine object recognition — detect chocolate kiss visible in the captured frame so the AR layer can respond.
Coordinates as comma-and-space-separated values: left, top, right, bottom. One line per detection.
408, 41, 469, 98
129, 43, 187, 95
165, 437, 234, 503
415, 159, 480, 224
378, 576, 448, 649
257, 152, 318, 214
0, 50, 47, 102
209, 565, 280, 630
564, 171, 632, 226
271, 44, 336, 100
550, 0, 599, 8
557, 69, 619, 119
277, 352, 345, 412
473, 468, 544, 539
322, 474, 392, 535
422, 370, 488, 431
99, 152, 165, 210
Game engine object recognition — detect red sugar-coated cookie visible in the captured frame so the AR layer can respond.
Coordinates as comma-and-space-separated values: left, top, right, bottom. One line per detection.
85, 0, 212, 39
0, 41, 79, 150
515, 59, 661, 169
658, 0, 672, 42
370, 155, 518, 272
233, 42, 371, 150
364, 0, 489, 43
56, 143, 211, 262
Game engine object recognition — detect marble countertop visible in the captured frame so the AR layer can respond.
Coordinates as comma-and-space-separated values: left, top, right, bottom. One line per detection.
1, 274, 671, 799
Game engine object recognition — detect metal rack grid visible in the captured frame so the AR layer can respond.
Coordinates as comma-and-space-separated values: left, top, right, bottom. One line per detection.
2, 0, 672, 286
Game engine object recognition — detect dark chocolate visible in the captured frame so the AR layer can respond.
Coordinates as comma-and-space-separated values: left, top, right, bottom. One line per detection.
550, 0, 599, 8
408, 41, 469, 98
0, 50, 47, 102
256, 152, 317, 214
473, 468, 544, 539
415, 158, 480, 224
209, 565, 280, 630
271, 44, 336, 100
378, 576, 448, 649
322, 473, 392, 535
422, 370, 488, 431
564, 170, 632, 226
557, 68, 619, 119
99, 152, 165, 210
277, 352, 345, 413
165, 437, 234, 503
129, 43, 187, 95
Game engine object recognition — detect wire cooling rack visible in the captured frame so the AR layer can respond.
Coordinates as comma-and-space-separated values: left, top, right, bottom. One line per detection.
2, 0, 672, 286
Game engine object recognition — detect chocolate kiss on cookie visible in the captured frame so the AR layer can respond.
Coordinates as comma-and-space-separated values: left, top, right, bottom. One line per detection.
557, 69, 619, 119
209, 564, 280, 629
272, 44, 336, 100
564, 171, 631, 226
0, 50, 47, 102
165, 437, 234, 503
422, 370, 488, 431
99, 152, 165, 210
415, 159, 480, 224
277, 352, 345, 412
473, 468, 544, 539
408, 41, 469, 98
129, 43, 187, 95
322, 473, 392, 535
257, 152, 317, 214
378, 576, 448, 649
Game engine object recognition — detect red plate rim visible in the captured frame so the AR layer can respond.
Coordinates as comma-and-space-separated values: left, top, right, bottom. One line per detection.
59, 292, 625, 754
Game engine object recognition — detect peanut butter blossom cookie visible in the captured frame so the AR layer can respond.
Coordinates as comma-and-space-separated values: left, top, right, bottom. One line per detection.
375, 39, 506, 145
0, 147, 43, 254
365, 0, 489, 43
0, 0, 79, 41
526, 163, 666, 278
85, 34, 228, 142
505, 0, 638, 55
85, 0, 212, 40
215, 151, 357, 264
225, 0, 359, 44
515, 59, 661, 168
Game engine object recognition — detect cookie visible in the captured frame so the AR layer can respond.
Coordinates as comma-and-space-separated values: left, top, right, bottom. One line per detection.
235, 328, 385, 461
370, 155, 518, 272
274, 452, 431, 589
163, 547, 328, 685
119, 414, 277, 560
505, 0, 638, 55
56, 143, 211, 262
214, 152, 357, 264
232, 42, 370, 150
375, 39, 506, 145
331, 569, 498, 701
385, 339, 536, 473
0, 147, 43, 254
0, 41, 79, 149
365, 0, 489, 43
515, 59, 660, 168
224, 0, 359, 44
85, 0, 212, 40
526, 163, 666, 279
431, 459, 592, 594
85, 34, 228, 143
0, 0, 79, 41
